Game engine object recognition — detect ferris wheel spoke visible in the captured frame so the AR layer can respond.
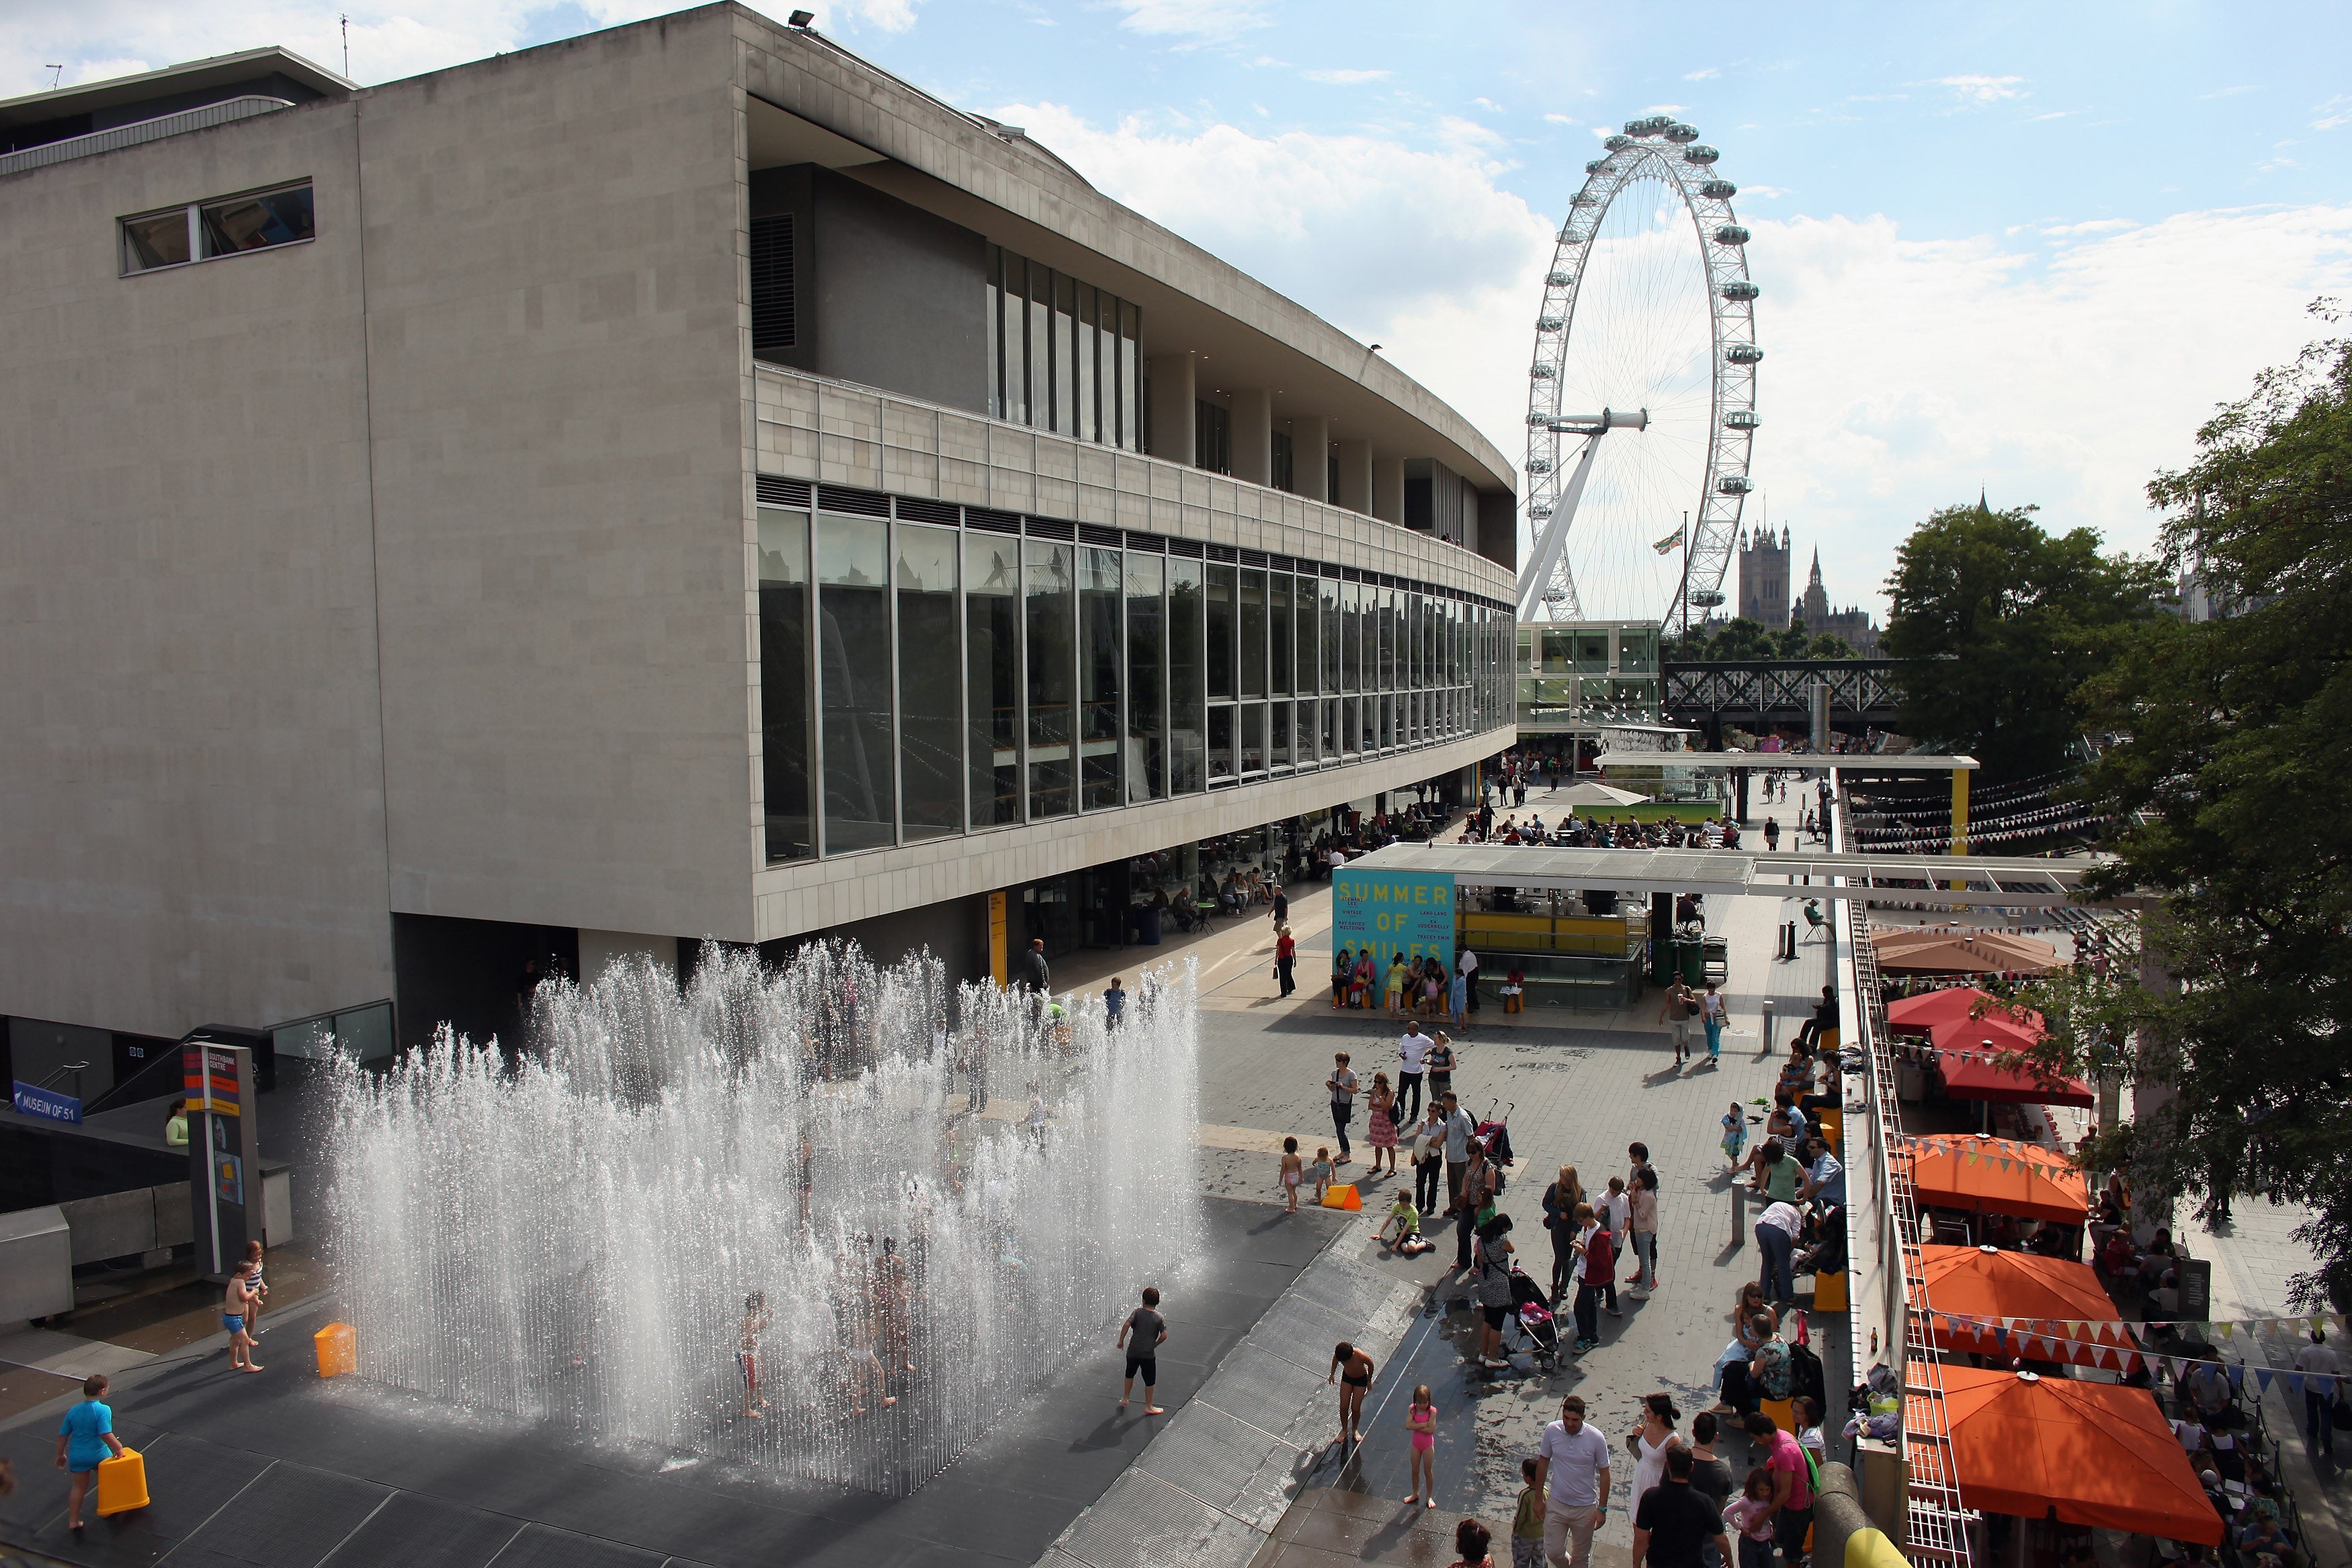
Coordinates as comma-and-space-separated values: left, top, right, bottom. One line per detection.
1521, 117, 1755, 625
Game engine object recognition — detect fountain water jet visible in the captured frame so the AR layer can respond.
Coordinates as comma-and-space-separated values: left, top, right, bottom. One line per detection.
323, 943, 1202, 1493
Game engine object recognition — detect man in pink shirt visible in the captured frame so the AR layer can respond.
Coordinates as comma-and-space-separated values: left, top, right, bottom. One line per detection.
1742, 1411, 1813, 1568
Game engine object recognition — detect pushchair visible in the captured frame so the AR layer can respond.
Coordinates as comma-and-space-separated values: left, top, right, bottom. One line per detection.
1506, 1266, 1562, 1370
1476, 1100, 1516, 1166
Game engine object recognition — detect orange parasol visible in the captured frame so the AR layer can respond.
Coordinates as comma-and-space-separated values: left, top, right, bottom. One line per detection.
1917, 1246, 2134, 1364
1894, 1135, 2089, 1223
1906, 1364, 2221, 1544
1874, 926, 2060, 975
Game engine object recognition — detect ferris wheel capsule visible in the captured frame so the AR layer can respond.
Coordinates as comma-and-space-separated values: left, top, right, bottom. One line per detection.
1605, 134, 1633, 150
1546, 271, 1573, 288
1720, 280, 1760, 301
1665, 122, 1699, 144
1714, 224, 1751, 245
1586, 159, 1609, 175
1725, 410, 1760, 430
1726, 344, 1764, 365
1699, 179, 1738, 201
1717, 476, 1753, 495
1684, 144, 1722, 165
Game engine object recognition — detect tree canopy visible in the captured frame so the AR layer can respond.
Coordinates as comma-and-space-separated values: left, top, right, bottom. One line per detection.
1880, 503, 2162, 782
1666, 616, 1853, 662
2065, 313, 2352, 1309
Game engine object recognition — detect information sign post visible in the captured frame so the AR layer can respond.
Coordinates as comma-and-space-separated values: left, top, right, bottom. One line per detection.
185, 1040, 262, 1278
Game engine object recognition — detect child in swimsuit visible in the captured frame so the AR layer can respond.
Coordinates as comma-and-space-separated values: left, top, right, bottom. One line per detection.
1279, 1136, 1304, 1213
222, 1262, 262, 1373
1404, 1383, 1437, 1506
1306, 1148, 1335, 1203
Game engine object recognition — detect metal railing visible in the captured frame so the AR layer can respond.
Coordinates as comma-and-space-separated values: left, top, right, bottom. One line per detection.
0, 96, 293, 177
1837, 773, 1972, 1568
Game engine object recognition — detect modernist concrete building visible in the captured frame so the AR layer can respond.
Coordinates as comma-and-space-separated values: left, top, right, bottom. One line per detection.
0, 5, 1518, 1061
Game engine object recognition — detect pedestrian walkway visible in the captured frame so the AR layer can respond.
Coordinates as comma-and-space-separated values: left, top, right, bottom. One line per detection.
1165, 861, 1839, 1563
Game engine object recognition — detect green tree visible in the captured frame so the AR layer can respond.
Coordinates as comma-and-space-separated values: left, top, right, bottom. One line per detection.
1668, 617, 1853, 662
1880, 503, 2161, 781
2065, 314, 2352, 1308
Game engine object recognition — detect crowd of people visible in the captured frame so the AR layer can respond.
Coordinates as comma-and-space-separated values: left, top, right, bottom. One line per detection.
1285, 990, 1855, 1568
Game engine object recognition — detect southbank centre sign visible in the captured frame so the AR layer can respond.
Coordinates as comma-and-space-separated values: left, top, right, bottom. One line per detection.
1333, 867, 1456, 969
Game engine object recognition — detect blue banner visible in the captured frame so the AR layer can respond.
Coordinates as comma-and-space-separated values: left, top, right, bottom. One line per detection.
12, 1080, 83, 1125
1333, 868, 1456, 970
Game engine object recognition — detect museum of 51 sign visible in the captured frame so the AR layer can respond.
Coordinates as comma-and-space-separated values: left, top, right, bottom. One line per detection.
1331, 867, 1456, 971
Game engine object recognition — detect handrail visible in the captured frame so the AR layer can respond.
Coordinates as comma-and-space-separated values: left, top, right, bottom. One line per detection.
1837, 769, 1973, 1567
0, 95, 292, 177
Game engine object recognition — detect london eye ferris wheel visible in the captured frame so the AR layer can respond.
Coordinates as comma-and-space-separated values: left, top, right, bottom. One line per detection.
1516, 114, 1760, 630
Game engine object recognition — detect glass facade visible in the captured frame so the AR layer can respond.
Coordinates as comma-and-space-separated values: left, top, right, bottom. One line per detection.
986, 245, 1142, 450
755, 492, 1514, 863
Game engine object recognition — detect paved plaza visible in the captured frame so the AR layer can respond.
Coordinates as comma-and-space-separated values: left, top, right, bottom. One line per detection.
1054, 821, 1853, 1565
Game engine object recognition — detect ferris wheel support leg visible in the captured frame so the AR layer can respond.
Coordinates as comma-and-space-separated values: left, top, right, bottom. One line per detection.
1515, 431, 1605, 619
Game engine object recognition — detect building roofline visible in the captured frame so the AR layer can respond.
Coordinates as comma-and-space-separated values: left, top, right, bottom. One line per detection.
723, 3, 1515, 495
0, 46, 354, 131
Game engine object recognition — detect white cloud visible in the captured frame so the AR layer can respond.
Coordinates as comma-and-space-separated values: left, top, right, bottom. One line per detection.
1685, 67, 1720, 81
1746, 204, 2352, 615
1113, 0, 1272, 38
1738, 184, 1790, 199
2314, 95, 2352, 132
1933, 73, 2028, 105
1472, 96, 1504, 113
2196, 84, 2258, 100
1302, 67, 1390, 85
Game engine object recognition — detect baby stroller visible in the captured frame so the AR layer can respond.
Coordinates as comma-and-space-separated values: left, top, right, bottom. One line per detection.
1477, 1100, 1517, 1166
1506, 1266, 1561, 1370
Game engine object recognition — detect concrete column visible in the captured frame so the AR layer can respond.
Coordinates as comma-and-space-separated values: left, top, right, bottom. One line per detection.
1148, 352, 1196, 466
1293, 416, 1331, 502
1229, 388, 1271, 487
1372, 458, 1406, 524
1335, 439, 1372, 513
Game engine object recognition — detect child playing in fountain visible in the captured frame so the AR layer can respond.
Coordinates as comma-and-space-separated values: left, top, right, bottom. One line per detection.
1305, 1147, 1335, 1203
1116, 1285, 1167, 1414
223, 1260, 262, 1373
738, 1290, 772, 1419
1279, 1137, 1304, 1212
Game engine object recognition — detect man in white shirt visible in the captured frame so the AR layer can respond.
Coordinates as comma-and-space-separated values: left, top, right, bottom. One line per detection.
1534, 1393, 1612, 1568
2298, 1330, 2339, 1456
1460, 946, 1480, 1013
1755, 1200, 1802, 1308
1397, 1022, 1429, 1121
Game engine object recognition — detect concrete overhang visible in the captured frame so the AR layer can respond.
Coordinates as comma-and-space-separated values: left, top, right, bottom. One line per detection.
734, 11, 1515, 496
0, 47, 353, 134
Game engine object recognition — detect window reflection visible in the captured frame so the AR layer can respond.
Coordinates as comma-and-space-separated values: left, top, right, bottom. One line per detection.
966, 535, 1021, 828
818, 514, 894, 853
897, 524, 960, 840
1206, 563, 1236, 701
1025, 539, 1075, 819
1169, 560, 1206, 793
1125, 553, 1166, 801
757, 509, 813, 861
985, 245, 1141, 452
1080, 547, 1122, 810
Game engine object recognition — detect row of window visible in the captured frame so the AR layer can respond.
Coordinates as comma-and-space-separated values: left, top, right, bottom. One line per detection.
122, 181, 314, 274
986, 244, 1144, 452
755, 482, 1513, 863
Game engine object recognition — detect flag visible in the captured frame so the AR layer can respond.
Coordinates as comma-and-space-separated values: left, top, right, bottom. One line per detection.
1652, 531, 1682, 554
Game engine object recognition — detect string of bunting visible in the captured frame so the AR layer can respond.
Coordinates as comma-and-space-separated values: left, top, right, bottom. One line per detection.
1903, 1137, 2080, 1178
1926, 1311, 2351, 1389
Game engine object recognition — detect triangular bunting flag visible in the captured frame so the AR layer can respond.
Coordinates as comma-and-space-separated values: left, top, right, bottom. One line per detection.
2218, 1321, 2234, 1340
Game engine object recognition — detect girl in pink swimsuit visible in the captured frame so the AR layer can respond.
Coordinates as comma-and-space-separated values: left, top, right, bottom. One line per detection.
1404, 1383, 1437, 1506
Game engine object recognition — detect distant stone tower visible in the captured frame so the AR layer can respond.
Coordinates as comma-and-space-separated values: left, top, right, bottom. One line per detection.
1737, 524, 1790, 626
1798, 548, 1830, 632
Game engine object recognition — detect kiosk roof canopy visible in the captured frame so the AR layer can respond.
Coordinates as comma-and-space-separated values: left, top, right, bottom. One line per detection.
1593, 752, 1980, 772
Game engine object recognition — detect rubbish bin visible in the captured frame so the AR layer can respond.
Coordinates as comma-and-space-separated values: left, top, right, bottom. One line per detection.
1132, 904, 1163, 946
1677, 940, 1707, 986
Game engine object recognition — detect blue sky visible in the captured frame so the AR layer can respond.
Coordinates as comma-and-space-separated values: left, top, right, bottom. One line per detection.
10, 0, 2350, 619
